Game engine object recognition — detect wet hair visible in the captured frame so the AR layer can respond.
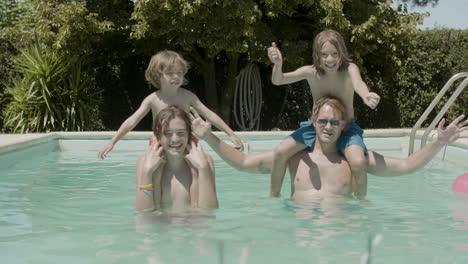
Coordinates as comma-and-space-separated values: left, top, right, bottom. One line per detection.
312, 29, 351, 75
153, 105, 192, 144
145, 50, 190, 89
312, 95, 347, 122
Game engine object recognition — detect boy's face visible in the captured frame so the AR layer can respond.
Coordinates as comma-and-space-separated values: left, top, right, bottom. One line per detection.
313, 104, 345, 145
319, 41, 341, 73
160, 117, 189, 156
160, 64, 185, 89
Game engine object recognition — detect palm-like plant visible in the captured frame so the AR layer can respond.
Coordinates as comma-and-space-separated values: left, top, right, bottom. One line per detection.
2, 43, 99, 132
61, 58, 99, 131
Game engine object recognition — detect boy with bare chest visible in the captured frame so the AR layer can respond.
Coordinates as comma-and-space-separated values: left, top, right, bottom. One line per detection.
98, 50, 242, 159
267, 30, 380, 200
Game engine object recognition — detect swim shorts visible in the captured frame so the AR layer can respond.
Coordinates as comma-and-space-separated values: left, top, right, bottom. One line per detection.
149, 135, 199, 146
288, 118, 367, 155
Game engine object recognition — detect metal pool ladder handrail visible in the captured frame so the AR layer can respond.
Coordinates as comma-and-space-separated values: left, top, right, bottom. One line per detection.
408, 72, 468, 155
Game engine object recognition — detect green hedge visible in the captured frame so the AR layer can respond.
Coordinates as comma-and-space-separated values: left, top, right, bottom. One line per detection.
0, 39, 18, 130
394, 28, 468, 128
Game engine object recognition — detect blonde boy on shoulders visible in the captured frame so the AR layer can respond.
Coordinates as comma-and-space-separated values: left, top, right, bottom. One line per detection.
98, 50, 242, 159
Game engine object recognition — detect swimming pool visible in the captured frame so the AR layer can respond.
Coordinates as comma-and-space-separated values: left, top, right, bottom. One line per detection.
1, 133, 468, 263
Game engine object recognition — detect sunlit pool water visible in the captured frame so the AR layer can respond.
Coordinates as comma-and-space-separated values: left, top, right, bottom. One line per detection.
1, 138, 468, 263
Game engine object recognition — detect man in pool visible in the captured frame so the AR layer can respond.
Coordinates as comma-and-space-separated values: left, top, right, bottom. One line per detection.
190, 96, 468, 202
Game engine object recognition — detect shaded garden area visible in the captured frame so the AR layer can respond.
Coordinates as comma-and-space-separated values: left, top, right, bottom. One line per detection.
1, 0, 466, 133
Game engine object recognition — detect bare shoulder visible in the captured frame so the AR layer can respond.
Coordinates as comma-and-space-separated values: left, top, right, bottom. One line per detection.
346, 63, 361, 74
179, 88, 198, 102
301, 65, 316, 74
304, 65, 320, 80
179, 87, 196, 96
286, 65, 316, 76
143, 92, 158, 103
181, 88, 203, 109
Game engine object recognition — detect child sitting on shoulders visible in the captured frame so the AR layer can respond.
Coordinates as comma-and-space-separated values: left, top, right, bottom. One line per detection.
267, 29, 381, 200
98, 50, 242, 159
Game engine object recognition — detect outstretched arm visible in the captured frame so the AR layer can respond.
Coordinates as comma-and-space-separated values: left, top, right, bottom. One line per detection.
268, 42, 312, 85
368, 115, 468, 176
349, 63, 380, 110
191, 97, 243, 151
190, 108, 273, 174
98, 95, 153, 159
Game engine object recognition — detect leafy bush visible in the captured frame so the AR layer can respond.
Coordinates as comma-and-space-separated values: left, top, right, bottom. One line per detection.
395, 29, 468, 128
0, 40, 18, 130
2, 43, 101, 132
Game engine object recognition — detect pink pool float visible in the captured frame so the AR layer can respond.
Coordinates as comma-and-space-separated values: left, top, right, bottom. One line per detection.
453, 173, 468, 194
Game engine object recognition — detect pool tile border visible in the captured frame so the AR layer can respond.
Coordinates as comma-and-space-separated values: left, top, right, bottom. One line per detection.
1, 130, 467, 156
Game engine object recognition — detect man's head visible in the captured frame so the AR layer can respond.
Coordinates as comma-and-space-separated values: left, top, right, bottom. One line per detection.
312, 96, 347, 144
312, 29, 351, 75
145, 50, 189, 89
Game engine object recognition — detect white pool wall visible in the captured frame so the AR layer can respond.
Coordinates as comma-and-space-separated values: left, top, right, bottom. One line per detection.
0, 130, 467, 168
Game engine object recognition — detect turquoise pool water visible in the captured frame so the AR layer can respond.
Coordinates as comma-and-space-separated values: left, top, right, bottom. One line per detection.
1, 138, 468, 263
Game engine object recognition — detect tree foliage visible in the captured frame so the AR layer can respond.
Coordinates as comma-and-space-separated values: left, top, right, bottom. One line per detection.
30, 0, 114, 55
0, 0, 35, 46
3, 0, 457, 133
131, 0, 425, 128
0, 0, 29, 28
401, 0, 439, 7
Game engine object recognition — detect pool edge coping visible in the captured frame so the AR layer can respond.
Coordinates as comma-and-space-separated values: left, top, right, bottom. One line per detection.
1, 129, 467, 155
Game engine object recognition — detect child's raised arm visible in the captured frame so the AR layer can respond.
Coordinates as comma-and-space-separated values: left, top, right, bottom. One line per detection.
135, 142, 166, 212
268, 42, 313, 86
191, 97, 243, 151
97, 94, 154, 159
348, 63, 380, 109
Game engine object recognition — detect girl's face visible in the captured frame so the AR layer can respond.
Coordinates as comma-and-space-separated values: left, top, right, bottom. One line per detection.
160, 117, 189, 156
319, 41, 341, 73
160, 64, 185, 89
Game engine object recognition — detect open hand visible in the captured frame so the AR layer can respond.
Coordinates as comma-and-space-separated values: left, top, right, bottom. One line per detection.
364, 92, 380, 109
437, 115, 468, 145
190, 107, 212, 139
184, 141, 209, 170
143, 141, 166, 173
97, 143, 114, 159
230, 134, 244, 152
267, 42, 283, 65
